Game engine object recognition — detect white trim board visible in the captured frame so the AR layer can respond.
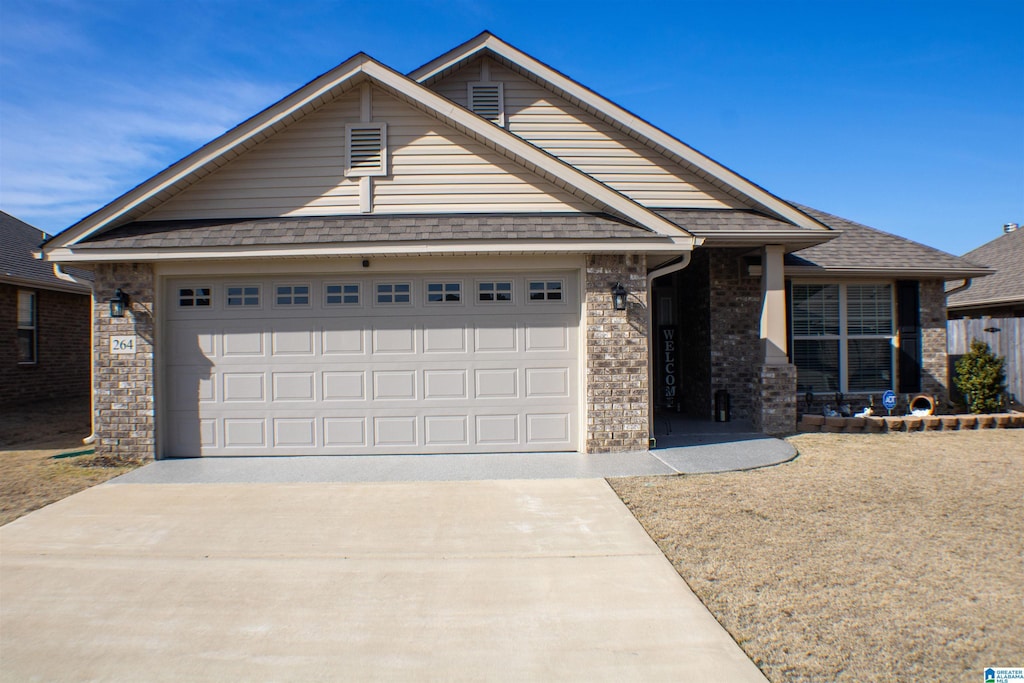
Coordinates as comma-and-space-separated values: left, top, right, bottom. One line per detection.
48, 237, 694, 263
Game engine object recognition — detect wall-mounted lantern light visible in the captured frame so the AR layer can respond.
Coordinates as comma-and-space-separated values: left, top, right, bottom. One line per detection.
611, 282, 628, 311
108, 288, 130, 318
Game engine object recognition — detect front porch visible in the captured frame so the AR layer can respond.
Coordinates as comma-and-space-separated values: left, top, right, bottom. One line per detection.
650, 246, 797, 435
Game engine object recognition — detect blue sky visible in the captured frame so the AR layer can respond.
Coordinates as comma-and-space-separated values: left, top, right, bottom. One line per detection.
1, 0, 1021, 255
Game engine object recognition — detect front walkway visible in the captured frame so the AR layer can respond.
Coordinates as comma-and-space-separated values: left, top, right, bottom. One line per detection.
1, 478, 768, 681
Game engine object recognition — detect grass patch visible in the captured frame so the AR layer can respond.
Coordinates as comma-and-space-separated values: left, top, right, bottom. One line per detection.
610, 430, 1024, 682
0, 399, 141, 526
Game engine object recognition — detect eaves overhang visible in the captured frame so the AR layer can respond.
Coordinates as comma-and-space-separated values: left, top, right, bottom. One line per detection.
45, 237, 694, 263
0, 273, 92, 294
692, 231, 838, 251
947, 294, 1024, 311
785, 265, 995, 281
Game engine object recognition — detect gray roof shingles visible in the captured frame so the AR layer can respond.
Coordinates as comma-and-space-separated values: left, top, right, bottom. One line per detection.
1, 211, 91, 290
947, 227, 1024, 309
74, 205, 989, 280
78, 213, 663, 249
785, 205, 990, 277
656, 208, 814, 236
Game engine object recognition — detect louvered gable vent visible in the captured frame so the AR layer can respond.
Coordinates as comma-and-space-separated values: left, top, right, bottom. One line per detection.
345, 123, 387, 176
468, 82, 504, 126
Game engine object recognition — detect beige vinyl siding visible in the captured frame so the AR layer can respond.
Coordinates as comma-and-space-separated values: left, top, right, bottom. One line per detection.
430, 59, 749, 210
143, 95, 362, 221
142, 87, 592, 222
370, 91, 592, 213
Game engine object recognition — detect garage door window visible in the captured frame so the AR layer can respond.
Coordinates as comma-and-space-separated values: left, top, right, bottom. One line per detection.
275, 285, 310, 307
426, 282, 461, 303
376, 283, 411, 305
227, 286, 260, 307
178, 287, 211, 307
325, 283, 360, 305
478, 281, 512, 303
528, 280, 563, 301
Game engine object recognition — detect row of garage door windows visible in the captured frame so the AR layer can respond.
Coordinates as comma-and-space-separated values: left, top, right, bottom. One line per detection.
178, 280, 566, 309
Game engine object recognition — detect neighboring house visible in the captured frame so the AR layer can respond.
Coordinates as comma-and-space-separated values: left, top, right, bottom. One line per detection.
1, 211, 92, 407
946, 224, 1024, 406
39, 33, 988, 460
947, 225, 1024, 319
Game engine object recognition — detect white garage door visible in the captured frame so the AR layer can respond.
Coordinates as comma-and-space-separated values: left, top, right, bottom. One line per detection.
163, 272, 579, 456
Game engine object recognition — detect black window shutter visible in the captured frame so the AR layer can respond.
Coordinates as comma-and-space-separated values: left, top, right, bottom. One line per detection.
897, 280, 921, 393
785, 279, 793, 361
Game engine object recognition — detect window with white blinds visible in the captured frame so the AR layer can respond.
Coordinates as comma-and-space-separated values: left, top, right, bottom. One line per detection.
792, 284, 839, 336
793, 339, 840, 392
846, 285, 894, 335
791, 283, 894, 394
17, 289, 36, 364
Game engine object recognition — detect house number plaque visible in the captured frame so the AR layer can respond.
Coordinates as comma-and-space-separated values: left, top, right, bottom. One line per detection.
110, 335, 137, 355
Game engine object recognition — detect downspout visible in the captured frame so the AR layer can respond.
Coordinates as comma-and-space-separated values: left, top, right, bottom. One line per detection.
945, 278, 972, 297
53, 263, 97, 445
646, 253, 693, 443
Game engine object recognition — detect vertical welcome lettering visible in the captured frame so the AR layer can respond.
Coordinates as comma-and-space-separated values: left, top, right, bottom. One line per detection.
661, 326, 678, 407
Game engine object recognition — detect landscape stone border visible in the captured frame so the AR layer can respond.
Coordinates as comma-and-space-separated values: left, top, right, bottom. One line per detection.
798, 412, 1024, 434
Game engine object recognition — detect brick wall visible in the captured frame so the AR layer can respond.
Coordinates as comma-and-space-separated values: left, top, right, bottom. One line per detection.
93, 263, 156, 461
0, 283, 91, 407
919, 279, 949, 405
708, 249, 762, 423
585, 254, 649, 452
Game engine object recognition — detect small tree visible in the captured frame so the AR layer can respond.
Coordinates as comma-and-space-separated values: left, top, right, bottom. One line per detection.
954, 339, 1006, 414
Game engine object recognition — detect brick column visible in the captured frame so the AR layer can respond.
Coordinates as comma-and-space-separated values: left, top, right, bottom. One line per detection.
754, 363, 798, 435
919, 279, 949, 406
585, 254, 649, 452
755, 245, 798, 433
94, 263, 156, 461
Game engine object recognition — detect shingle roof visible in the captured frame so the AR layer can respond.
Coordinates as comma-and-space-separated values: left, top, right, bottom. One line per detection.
947, 227, 1024, 310
0, 211, 91, 291
785, 205, 991, 278
656, 208, 831, 248
76, 213, 665, 249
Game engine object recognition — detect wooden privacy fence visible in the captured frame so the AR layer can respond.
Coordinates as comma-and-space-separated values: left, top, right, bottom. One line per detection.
947, 317, 1024, 405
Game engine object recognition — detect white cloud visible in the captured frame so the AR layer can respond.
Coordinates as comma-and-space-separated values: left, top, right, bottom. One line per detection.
0, 76, 283, 233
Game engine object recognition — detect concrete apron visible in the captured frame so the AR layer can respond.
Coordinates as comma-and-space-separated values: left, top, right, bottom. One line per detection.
0, 479, 766, 682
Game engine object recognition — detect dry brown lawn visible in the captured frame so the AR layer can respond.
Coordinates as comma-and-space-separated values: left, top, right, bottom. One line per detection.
610, 430, 1024, 683
0, 399, 139, 526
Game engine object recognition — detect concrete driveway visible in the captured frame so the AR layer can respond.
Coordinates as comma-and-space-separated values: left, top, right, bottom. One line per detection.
1, 479, 766, 682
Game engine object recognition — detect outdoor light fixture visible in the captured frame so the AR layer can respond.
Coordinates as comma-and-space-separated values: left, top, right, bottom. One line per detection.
611, 282, 628, 311
108, 288, 129, 318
